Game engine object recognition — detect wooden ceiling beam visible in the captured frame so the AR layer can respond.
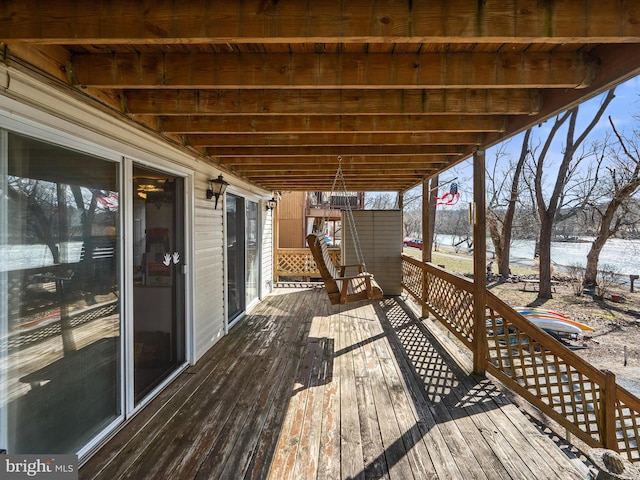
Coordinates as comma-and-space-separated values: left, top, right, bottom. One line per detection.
3, 1, 639, 44
229, 163, 448, 171
188, 132, 484, 147
207, 145, 465, 157
159, 114, 506, 134
221, 156, 450, 166
256, 173, 426, 181
255, 179, 424, 191
71, 52, 592, 89
250, 173, 430, 181
220, 155, 457, 170
259, 186, 417, 192
123, 89, 542, 115
233, 172, 442, 181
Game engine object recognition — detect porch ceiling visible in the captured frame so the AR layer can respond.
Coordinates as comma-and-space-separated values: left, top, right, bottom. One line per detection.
3, 1, 640, 192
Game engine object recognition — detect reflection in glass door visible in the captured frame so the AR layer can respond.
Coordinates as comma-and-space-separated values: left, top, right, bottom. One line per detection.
1, 132, 121, 454
132, 165, 185, 404
246, 200, 259, 304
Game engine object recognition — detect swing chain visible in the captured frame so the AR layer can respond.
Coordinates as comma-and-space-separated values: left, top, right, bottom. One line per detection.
316, 155, 366, 271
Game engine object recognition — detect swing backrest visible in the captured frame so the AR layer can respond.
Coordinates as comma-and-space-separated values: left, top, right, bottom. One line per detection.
307, 232, 383, 305
311, 233, 339, 280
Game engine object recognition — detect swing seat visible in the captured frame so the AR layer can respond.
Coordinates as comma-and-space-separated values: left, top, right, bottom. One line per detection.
307, 233, 383, 305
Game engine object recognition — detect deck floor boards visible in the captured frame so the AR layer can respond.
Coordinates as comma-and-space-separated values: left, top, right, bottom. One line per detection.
80, 287, 590, 480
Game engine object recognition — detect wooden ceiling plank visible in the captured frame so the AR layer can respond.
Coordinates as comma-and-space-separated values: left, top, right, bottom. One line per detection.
158, 114, 506, 134
70, 52, 591, 89
255, 176, 427, 184
248, 173, 430, 180
255, 180, 424, 190
258, 177, 419, 183
207, 145, 465, 157
223, 157, 450, 166
3, 1, 640, 44
186, 132, 484, 147
248, 167, 433, 175
220, 155, 448, 163
258, 185, 415, 192
123, 88, 542, 115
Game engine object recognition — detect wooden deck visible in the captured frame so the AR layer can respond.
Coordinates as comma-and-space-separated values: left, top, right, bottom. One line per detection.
80, 287, 591, 479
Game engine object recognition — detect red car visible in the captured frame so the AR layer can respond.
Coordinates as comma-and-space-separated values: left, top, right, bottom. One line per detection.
403, 238, 423, 250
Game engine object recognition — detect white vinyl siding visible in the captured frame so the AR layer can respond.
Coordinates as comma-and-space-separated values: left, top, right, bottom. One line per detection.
192, 172, 226, 361
261, 205, 274, 297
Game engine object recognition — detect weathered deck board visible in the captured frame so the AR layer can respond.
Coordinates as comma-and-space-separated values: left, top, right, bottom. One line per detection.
81, 287, 590, 480
316, 311, 341, 480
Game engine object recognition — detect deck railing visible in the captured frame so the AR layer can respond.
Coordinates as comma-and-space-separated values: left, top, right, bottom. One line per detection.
402, 254, 640, 463
275, 247, 341, 280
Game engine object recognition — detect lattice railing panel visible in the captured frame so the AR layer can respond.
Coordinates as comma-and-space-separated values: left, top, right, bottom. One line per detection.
485, 305, 603, 443
616, 389, 640, 462
276, 248, 341, 278
425, 269, 474, 346
401, 256, 473, 347
400, 254, 640, 462
401, 257, 423, 300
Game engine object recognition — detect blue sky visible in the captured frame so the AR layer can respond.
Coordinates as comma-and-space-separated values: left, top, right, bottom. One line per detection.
432, 73, 640, 206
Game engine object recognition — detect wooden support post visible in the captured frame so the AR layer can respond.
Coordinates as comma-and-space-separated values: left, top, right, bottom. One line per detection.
428, 175, 439, 255
473, 149, 487, 375
602, 370, 618, 450
421, 177, 431, 318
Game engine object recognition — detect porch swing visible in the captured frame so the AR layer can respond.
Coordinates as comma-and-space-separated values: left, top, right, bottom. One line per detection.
306, 157, 383, 305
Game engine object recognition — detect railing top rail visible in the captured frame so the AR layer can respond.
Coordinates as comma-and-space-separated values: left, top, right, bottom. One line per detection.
277, 247, 340, 252
617, 383, 640, 413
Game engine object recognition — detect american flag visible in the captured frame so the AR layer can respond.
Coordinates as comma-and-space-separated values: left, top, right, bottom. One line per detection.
96, 191, 119, 211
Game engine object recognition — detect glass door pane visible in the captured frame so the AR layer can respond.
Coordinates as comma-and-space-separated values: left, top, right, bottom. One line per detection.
227, 194, 245, 322
1, 132, 121, 454
132, 165, 185, 404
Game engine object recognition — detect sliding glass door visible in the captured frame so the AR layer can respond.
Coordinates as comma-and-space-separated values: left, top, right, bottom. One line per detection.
0, 128, 190, 456
131, 165, 185, 404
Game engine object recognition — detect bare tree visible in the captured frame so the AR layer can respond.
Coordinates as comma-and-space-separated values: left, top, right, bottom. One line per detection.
401, 187, 423, 238
531, 88, 616, 298
487, 134, 529, 277
583, 117, 640, 287
7, 178, 61, 262
364, 192, 395, 210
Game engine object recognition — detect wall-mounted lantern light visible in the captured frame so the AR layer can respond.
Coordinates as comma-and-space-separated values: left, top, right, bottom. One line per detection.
206, 174, 229, 209
265, 197, 277, 211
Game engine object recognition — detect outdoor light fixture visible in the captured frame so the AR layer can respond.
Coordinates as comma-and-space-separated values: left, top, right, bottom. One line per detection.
206, 174, 229, 209
265, 197, 277, 211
